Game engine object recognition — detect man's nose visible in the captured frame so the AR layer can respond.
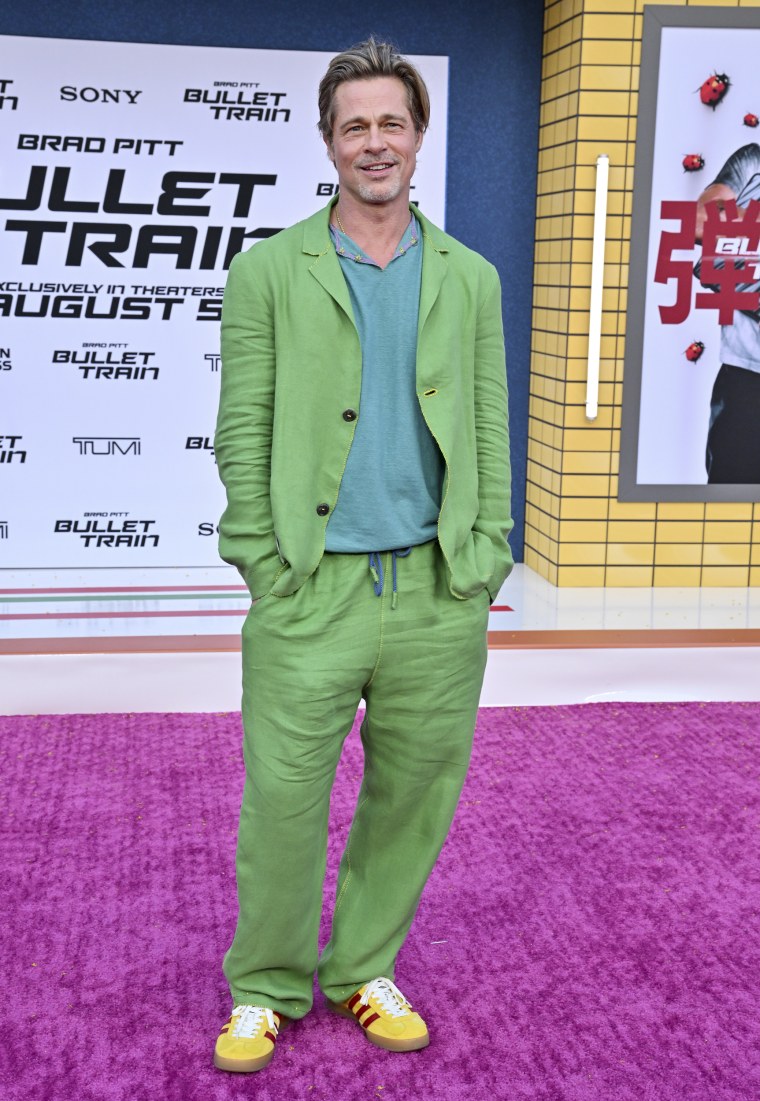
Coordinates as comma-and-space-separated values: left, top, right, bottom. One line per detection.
364, 125, 386, 150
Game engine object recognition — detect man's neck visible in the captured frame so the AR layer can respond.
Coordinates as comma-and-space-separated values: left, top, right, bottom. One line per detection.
332, 195, 412, 270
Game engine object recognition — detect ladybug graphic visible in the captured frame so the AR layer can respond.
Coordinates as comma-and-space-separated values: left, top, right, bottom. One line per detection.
699, 72, 730, 109
682, 153, 704, 172
744, 113, 759, 128
685, 341, 705, 362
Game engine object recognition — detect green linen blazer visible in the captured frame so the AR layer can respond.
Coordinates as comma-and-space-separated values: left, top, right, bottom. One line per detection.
214, 199, 513, 602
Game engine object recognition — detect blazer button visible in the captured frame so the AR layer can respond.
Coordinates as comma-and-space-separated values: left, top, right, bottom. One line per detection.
316, 503, 330, 516
342, 409, 357, 421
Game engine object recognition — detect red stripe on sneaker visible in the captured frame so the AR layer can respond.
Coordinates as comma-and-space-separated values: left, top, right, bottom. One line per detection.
347, 993, 363, 1011
264, 1031, 275, 1043
361, 1012, 380, 1029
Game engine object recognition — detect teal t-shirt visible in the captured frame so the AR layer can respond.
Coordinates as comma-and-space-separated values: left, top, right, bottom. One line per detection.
324, 214, 444, 553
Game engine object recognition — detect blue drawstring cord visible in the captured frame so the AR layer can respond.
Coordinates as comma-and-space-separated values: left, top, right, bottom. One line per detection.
368, 547, 412, 609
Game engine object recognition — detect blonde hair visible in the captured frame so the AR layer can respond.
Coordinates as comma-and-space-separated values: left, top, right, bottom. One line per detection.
318, 37, 430, 143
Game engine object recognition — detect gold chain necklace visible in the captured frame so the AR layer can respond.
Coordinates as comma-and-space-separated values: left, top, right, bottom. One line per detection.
335, 205, 346, 234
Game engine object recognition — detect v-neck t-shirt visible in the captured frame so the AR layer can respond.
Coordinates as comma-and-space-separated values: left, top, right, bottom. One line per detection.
324, 214, 445, 553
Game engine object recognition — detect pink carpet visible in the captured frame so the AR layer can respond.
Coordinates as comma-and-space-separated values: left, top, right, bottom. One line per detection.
2, 702, 759, 1100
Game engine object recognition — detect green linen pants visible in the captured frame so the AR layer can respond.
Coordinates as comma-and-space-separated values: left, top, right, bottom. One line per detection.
223, 538, 490, 1019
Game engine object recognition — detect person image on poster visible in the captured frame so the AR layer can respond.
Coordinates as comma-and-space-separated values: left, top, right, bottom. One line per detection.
696, 143, 760, 484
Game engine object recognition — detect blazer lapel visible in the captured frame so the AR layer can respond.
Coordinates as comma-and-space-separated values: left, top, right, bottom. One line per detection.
303, 201, 356, 326
418, 238, 448, 335
416, 206, 450, 335
308, 251, 355, 323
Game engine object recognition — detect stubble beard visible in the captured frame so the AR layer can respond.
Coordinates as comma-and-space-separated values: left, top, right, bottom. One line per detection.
355, 176, 404, 204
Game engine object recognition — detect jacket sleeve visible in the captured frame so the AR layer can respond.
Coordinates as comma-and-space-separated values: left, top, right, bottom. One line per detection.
214, 250, 284, 598
473, 267, 514, 601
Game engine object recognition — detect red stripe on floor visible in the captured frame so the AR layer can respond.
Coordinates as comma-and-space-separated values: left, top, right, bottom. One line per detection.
0, 585, 247, 595
0, 608, 247, 622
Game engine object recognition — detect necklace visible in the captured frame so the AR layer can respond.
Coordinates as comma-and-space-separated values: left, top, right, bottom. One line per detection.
335, 205, 346, 234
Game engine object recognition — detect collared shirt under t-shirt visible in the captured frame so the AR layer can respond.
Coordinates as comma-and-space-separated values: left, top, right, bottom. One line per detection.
324, 213, 445, 553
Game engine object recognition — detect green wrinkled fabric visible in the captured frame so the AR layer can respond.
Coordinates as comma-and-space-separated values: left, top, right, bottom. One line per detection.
223, 540, 490, 1018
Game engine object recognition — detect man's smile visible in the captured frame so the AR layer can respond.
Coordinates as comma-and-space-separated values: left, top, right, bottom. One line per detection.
357, 160, 397, 173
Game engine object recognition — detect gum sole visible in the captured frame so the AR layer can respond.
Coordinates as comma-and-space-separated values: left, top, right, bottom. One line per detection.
213, 1050, 274, 1073
366, 1032, 430, 1052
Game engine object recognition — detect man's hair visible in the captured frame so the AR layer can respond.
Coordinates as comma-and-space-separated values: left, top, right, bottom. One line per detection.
318, 37, 430, 144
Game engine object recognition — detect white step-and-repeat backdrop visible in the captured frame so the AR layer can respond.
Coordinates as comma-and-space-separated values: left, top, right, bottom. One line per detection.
0, 36, 448, 567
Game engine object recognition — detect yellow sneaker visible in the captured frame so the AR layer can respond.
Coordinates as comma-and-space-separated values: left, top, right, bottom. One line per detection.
213, 1004, 285, 1073
332, 977, 429, 1052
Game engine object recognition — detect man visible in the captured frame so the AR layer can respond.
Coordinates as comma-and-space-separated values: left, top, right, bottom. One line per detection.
696, 143, 760, 483
213, 38, 513, 1073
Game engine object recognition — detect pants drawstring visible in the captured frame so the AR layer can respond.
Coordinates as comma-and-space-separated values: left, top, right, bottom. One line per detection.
368, 547, 412, 609
368, 553, 382, 592
390, 547, 412, 609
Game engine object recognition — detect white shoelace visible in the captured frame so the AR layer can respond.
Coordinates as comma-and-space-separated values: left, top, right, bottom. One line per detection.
359, 977, 412, 1019
230, 1005, 277, 1039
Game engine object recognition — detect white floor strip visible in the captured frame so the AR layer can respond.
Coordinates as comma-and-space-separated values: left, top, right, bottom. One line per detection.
1, 644, 757, 716
2, 564, 759, 714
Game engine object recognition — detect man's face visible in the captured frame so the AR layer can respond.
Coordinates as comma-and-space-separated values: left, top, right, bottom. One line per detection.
326, 76, 423, 208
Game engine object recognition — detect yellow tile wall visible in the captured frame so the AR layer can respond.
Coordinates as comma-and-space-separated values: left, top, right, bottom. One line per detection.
526, 0, 760, 587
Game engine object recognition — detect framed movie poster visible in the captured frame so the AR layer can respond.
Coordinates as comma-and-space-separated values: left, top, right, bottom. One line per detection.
620, 6, 760, 501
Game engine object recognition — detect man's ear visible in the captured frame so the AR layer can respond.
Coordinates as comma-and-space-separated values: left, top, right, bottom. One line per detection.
324, 134, 335, 163
415, 128, 424, 153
